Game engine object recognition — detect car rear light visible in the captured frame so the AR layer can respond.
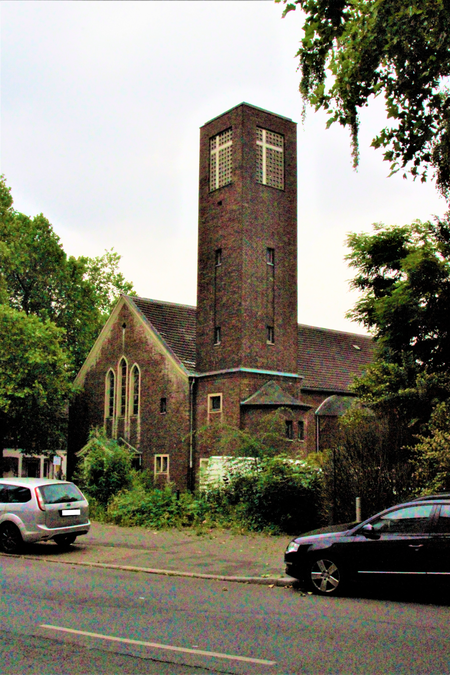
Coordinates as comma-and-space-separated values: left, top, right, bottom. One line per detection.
35, 487, 45, 511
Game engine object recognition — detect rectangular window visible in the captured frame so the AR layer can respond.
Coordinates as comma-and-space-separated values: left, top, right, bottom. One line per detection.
266, 247, 275, 265
208, 394, 222, 413
215, 248, 222, 266
285, 420, 294, 440
214, 326, 221, 345
298, 421, 305, 441
154, 454, 169, 477
256, 128, 284, 190
267, 326, 274, 344
210, 128, 233, 191
160, 397, 167, 414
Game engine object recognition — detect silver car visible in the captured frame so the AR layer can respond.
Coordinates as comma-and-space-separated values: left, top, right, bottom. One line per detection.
0, 478, 90, 554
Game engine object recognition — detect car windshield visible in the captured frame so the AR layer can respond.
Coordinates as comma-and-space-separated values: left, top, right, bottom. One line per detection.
38, 483, 84, 505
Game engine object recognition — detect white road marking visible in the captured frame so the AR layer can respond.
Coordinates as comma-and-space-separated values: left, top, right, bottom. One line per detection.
40, 624, 276, 666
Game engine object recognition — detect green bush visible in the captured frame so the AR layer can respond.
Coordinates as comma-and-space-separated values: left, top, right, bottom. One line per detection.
206, 456, 322, 534
77, 427, 134, 506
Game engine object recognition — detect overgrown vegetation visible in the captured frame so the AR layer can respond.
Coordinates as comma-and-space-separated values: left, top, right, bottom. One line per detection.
77, 426, 322, 534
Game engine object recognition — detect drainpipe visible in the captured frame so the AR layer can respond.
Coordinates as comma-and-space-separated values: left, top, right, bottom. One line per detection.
188, 376, 196, 491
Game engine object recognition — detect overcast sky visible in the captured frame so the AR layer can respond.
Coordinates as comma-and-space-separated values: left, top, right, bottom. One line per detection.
2, 1, 445, 335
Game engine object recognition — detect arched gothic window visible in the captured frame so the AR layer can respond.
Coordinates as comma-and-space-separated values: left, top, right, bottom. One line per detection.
130, 365, 140, 416
119, 358, 127, 417
106, 370, 115, 418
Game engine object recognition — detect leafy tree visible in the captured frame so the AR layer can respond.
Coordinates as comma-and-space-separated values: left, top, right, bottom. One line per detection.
278, 0, 450, 197
413, 400, 450, 493
0, 305, 71, 462
0, 176, 134, 372
346, 216, 450, 371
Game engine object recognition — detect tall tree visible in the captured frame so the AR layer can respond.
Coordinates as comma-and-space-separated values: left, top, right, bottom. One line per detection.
278, 0, 450, 198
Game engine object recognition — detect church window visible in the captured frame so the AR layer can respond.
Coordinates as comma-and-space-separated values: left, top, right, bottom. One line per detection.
208, 394, 222, 413
266, 248, 275, 265
214, 326, 221, 345
154, 454, 169, 478
106, 370, 115, 418
130, 365, 140, 416
256, 128, 284, 190
210, 128, 233, 191
298, 421, 305, 441
160, 397, 167, 414
215, 248, 222, 266
119, 358, 127, 417
285, 420, 294, 440
267, 326, 274, 344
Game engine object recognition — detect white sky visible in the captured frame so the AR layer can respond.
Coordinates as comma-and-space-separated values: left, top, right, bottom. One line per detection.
1, 1, 445, 334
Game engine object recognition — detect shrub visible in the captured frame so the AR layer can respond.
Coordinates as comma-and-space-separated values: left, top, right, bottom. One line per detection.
206, 455, 322, 534
76, 427, 134, 506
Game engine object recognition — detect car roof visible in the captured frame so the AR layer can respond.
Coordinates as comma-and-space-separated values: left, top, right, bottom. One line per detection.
411, 493, 450, 501
0, 477, 72, 487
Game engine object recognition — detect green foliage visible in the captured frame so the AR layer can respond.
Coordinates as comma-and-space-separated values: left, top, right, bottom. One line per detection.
106, 480, 213, 529
278, 0, 450, 197
0, 304, 72, 452
77, 428, 134, 506
413, 401, 450, 493
320, 407, 414, 524
346, 217, 450, 371
206, 456, 322, 534
196, 408, 298, 459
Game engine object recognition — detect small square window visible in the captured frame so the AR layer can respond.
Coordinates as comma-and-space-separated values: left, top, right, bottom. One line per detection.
160, 397, 167, 414
298, 421, 305, 441
285, 420, 294, 440
155, 454, 169, 476
214, 326, 221, 345
209, 394, 222, 413
267, 248, 275, 265
215, 249, 222, 266
267, 326, 274, 344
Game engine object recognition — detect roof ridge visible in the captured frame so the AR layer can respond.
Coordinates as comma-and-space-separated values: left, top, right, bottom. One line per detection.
128, 295, 196, 311
298, 323, 371, 339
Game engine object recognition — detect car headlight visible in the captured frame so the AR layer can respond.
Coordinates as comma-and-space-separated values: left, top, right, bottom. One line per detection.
285, 541, 300, 554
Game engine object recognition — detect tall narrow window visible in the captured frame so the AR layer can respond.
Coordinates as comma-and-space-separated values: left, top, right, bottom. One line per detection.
256, 128, 284, 190
215, 248, 222, 266
285, 420, 294, 440
298, 421, 305, 441
131, 365, 140, 416
210, 128, 233, 191
267, 326, 274, 344
266, 247, 275, 265
155, 454, 169, 478
214, 326, 221, 345
119, 358, 127, 417
106, 370, 115, 418
160, 397, 167, 414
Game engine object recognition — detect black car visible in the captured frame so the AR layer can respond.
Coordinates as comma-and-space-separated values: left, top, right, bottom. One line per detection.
284, 497, 450, 595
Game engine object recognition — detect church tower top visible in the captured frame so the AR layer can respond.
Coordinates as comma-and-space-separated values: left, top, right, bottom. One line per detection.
195, 103, 298, 375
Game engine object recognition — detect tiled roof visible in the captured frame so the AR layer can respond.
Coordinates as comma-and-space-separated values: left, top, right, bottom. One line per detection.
129, 296, 197, 372
128, 297, 373, 391
241, 380, 312, 408
297, 324, 374, 392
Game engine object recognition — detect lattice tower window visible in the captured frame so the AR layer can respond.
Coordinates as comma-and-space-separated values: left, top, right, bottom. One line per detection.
210, 128, 233, 191
256, 128, 284, 190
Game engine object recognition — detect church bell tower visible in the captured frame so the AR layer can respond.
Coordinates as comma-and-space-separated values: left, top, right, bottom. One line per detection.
196, 103, 298, 376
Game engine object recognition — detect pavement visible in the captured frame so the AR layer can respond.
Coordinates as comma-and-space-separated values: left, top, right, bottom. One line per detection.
10, 522, 296, 587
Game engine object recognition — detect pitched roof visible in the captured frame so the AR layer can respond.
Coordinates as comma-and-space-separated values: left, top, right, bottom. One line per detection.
126, 297, 373, 392
297, 324, 374, 392
129, 296, 197, 372
241, 380, 312, 408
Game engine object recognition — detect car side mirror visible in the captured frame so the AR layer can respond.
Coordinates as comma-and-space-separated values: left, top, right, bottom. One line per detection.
361, 523, 379, 539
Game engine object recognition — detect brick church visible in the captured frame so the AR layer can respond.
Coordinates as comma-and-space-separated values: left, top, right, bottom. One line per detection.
68, 103, 373, 489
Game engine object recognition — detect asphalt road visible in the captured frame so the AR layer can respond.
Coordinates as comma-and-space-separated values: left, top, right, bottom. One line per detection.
2, 556, 450, 675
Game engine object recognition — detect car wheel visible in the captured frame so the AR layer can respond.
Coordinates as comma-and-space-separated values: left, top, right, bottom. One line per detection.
54, 534, 77, 549
308, 557, 343, 596
0, 522, 23, 554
